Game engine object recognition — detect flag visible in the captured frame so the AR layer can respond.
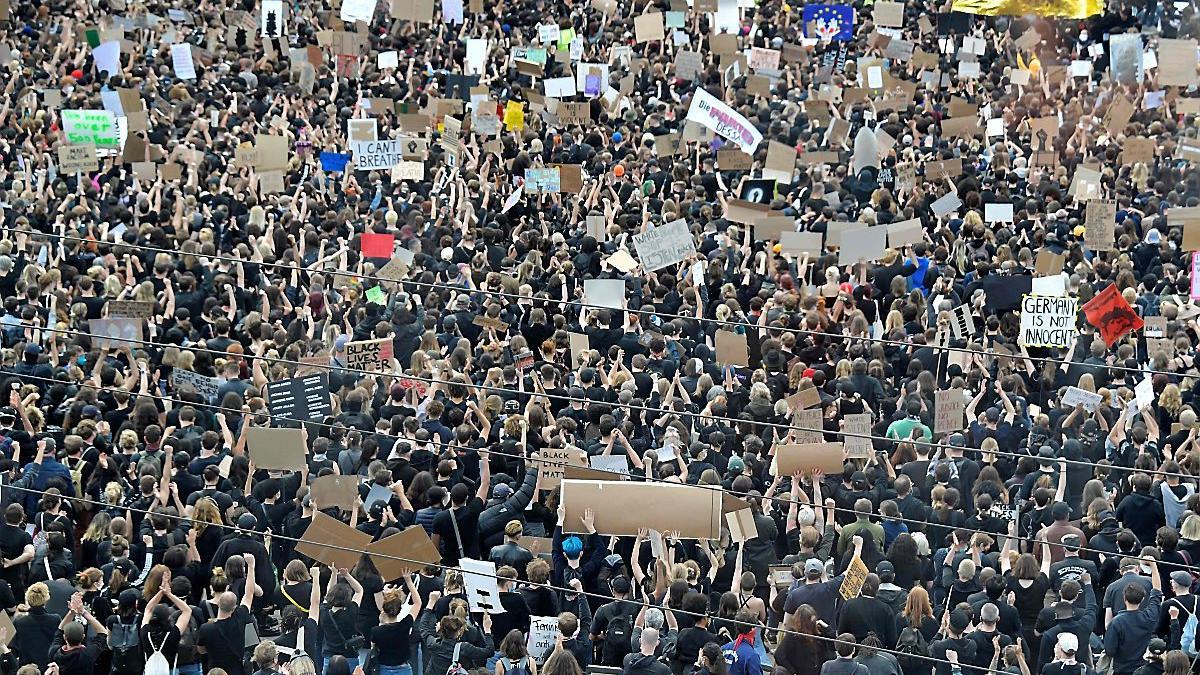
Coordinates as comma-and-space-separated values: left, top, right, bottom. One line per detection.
802, 4, 854, 41
950, 0, 1101, 19
1081, 283, 1143, 348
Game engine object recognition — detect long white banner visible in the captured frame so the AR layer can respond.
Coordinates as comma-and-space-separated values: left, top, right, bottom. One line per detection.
685, 89, 763, 153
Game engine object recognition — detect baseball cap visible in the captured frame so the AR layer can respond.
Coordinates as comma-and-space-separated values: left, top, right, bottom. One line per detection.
492, 483, 513, 499
1051, 502, 1070, 520
1172, 570, 1192, 588
727, 457, 745, 473
1147, 638, 1167, 656
804, 559, 825, 576
876, 561, 895, 580
1057, 633, 1078, 654
610, 575, 631, 593
1098, 510, 1117, 524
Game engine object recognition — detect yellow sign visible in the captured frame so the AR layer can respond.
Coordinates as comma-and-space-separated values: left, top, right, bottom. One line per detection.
504, 101, 525, 131
839, 556, 870, 600
951, 0, 1101, 18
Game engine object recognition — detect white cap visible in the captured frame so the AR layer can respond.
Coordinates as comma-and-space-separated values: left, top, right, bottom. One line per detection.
1057, 633, 1078, 654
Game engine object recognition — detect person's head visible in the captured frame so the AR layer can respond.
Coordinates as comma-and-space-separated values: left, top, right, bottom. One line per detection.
499, 629, 528, 659
640, 627, 660, 653
835, 633, 856, 658
63, 621, 86, 646
216, 590, 238, 615
253, 641, 278, 669
496, 565, 517, 591
1125, 581, 1148, 608
1164, 650, 1191, 675
25, 583, 48, 608
542, 651, 585, 675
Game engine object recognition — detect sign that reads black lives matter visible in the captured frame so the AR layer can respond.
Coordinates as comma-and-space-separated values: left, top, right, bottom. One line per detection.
1019, 295, 1078, 348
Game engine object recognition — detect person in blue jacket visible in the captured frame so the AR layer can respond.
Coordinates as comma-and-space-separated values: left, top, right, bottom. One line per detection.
720, 608, 761, 675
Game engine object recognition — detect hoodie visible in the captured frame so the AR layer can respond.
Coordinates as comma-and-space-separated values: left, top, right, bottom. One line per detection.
621, 652, 672, 675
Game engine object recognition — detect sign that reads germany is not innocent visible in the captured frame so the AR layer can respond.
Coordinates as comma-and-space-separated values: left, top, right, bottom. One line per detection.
352, 139, 404, 170
1019, 294, 1078, 348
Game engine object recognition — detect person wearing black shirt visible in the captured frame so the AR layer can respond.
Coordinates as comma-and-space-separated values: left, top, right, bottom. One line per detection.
49, 593, 110, 675
196, 553, 258, 675
370, 576, 422, 675
431, 469, 489, 567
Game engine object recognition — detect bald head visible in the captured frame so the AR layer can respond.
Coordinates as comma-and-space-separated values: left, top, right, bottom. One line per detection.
640, 627, 660, 653
217, 591, 237, 614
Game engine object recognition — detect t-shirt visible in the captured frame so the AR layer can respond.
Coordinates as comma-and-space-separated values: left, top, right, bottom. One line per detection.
0, 525, 31, 585
320, 603, 361, 657
431, 498, 484, 565
140, 624, 182, 667
370, 617, 414, 666
196, 605, 252, 675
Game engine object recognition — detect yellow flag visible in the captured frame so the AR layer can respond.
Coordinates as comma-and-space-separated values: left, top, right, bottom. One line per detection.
951, 0, 1102, 18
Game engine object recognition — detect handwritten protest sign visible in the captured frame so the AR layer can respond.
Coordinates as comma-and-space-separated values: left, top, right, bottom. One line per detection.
62, 110, 121, 148
57, 145, 98, 173
685, 89, 763, 153
632, 219, 695, 272
1019, 295, 1078, 348
170, 369, 220, 401
1062, 386, 1102, 412
352, 140, 404, 169
934, 389, 965, 433
345, 337, 393, 372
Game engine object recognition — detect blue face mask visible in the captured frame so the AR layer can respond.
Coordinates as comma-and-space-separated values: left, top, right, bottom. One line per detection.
77, 356, 87, 366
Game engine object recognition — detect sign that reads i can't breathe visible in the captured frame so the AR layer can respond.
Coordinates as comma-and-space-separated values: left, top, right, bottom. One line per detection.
351, 140, 404, 170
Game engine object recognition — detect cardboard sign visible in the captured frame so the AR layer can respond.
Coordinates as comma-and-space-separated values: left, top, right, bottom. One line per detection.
266, 373, 333, 424
310, 475, 360, 511
842, 414, 872, 459
1144, 316, 1167, 339
1082, 283, 1143, 347
537, 447, 584, 490
89, 318, 143, 349
583, 279, 625, 309
560, 479, 722, 539
775, 443, 844, 475
840, 556, 870, 600
108, 300, 155, 318
296, 511, 371, 570
715, 330, 749, 366
345, 337, 393, 372
246, 427, 308, 471
793, 408, 825, 444
170, 369, 220, 401
726, 508, 760, 543
886, 218, 923, 248
1034, 249, 1066, 276
775, 231, 820, 257
58, 144, 99, 173
1084, 199, 1116, 252
718, 149, 752, 170
934, 388, 965, 433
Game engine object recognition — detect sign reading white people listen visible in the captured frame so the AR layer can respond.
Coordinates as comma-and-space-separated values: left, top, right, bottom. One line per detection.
632, 219, 695, 272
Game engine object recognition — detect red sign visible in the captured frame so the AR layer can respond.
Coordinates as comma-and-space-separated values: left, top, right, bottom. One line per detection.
360, 232, 395, 258
1081, 283, 1143, 348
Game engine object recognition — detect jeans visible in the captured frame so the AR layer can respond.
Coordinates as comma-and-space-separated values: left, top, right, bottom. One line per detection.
380, 665, 415, 675
174, 664, 204, 675
325, 656, 360, 674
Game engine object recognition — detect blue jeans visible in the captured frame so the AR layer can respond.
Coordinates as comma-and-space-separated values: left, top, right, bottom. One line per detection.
325, 656, 360, 674
174, 664, 204, 675
380, 665, 415, 675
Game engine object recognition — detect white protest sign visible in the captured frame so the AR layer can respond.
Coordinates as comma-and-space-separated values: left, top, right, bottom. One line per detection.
459, 558, 506, 614
1135, 377, 1154, 411
261, 0, 284, 37
632, 219, 695, 272
529, 617, 558, 662
340, 0, 375, 23
1019, 295, 1078, 348
171, 44, 196, 80
170, 369, 221, 401
1062, 386, 1102, 412
62, 110, 121, 149
685, 88, 763, 153
352, 140, 404, 170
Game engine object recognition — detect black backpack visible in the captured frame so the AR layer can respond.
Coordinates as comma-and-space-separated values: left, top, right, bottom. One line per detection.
896, 626, 929, 657
601, 608, 635, 666
109, 618, 144, 674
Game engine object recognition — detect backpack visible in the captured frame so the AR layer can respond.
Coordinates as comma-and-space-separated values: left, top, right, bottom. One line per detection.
66, 457, 88, 505
1177, 551, 1200, 594
109, 619, 144, 674
144, 629, 173, 675
601, 608, 635, 666
446, 642, 470, 675
895, 626, 929, 657
500, 656, 531, 675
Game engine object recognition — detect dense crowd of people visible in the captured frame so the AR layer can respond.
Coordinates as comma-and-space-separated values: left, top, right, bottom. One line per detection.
0, 1, 1197, 675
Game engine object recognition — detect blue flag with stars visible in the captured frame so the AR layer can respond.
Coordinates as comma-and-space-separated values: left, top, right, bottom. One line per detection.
802, 4, 855, 41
